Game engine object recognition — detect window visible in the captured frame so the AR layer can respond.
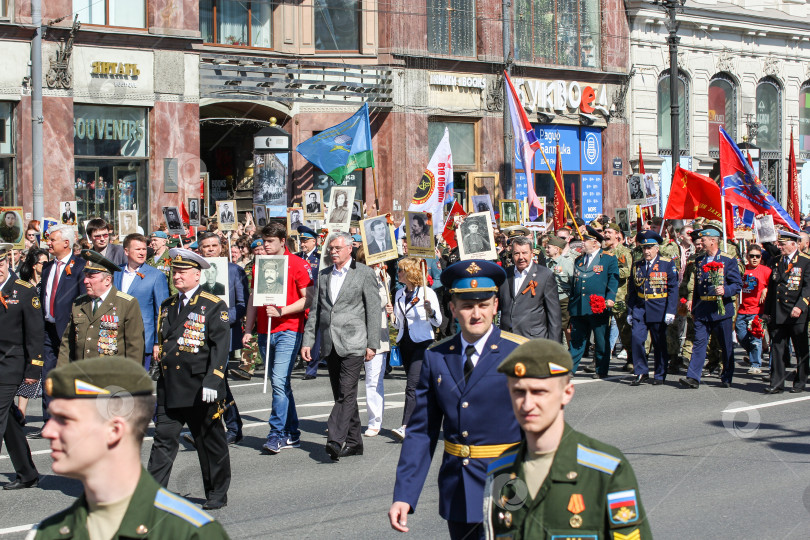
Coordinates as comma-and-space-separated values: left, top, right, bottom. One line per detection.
200, 0, 273, 48
0, 102, 15, 206
73, 0, 145, 28
315, 0, 360, 51
756, 77, 782, 152
427, 0, 476, 57
428, 121, 476, 167
657, 70, 689, 154
799, 81, 810, 157
708, 74, 736, 153
514, 0, 599, 68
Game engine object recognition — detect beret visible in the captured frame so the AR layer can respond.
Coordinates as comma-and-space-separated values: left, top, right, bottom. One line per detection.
45, 356, 153, 399
498, 339, 573, 379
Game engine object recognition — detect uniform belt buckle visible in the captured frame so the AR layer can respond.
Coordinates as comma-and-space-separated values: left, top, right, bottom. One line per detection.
459, 445, 471, 458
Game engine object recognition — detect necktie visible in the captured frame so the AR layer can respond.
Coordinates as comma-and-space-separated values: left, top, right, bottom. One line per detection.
92, 298, 100, 314
177, 293, 186, 316
49, 261, 62, 318
464, 344, 476, 383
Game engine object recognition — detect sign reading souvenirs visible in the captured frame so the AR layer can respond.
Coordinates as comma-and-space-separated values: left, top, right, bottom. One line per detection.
514, 78, 609, 116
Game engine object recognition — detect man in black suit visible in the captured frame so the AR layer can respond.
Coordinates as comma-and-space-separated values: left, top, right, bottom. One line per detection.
61, 203, 76, 225
220, 203, 235, 225
189, 200, 199, 222
32, 225, 86, 436
366, 219, 392, 255
498, 235, 562, 341
306, 192, 320, 215
86, 218, 126, 266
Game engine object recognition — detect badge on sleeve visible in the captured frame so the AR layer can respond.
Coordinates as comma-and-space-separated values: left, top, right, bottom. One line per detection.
32, 297, 40, 309
220, 311, 229, 322
607, 490, 639, 525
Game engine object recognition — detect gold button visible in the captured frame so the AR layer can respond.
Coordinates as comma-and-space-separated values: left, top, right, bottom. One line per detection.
462, 402, 469, 408
176, 365, 180, 369
136, 525, 148, 534
491, 344, 498, 350
567, 471, 578, 480
87, 338, 91, 341
459, 445, 471, 457
176, 352, 179, 356
449, 345, 455, 351
462, 458, 469, 466
462, 431, 468, 437
59, 526, 70, 534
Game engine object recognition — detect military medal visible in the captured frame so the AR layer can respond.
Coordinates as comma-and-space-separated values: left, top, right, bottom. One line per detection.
503, 511, 512, 527
569, 514, 583, 528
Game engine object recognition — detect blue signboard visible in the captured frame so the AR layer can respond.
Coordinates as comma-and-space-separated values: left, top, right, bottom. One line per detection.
581, 174, 603, 222
532, 125, 581, 171
580, 128, 602, 172
515, 172, 528, 200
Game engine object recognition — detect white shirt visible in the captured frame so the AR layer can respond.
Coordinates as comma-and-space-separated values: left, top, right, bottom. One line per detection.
460, 325, 494, 368
513, 266, 530, 296
0, 274, 10, 294
178, 285, 200, 308
44, 253, 72, 322
92, 286, 113, 308
330, 263, 350, 303
121, 264, 142, 294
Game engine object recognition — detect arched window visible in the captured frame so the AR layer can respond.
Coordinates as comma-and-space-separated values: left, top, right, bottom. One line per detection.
756, 77, 782, 152
708, 74, 736, 154
657, 70, 689, 154
799, 81, 810, 158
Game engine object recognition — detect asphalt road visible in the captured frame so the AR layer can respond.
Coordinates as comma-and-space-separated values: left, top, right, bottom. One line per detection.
2, 353, 810, 539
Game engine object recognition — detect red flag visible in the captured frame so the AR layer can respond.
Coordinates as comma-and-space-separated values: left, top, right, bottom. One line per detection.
788, 130, 800, 225
569, 182, 577, 217
179, 202, 190, 225
553, 145, 566, 231
638, 143, 645, 174
442, 200, 466, 249
664, 165, 734, 239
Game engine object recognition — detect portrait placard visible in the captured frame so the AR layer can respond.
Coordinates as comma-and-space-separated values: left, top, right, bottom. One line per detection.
303, 189, 324, 220
326, 186, 355, 232
361, 215, 398, 265
187, 198, 201, 227
118, 210, 138, 239
405, 211, 435, 258
217, 200, 238, 231
628, 173, 657, 207
470, 195, 495, 223
615, 208, 630, 235
499, 200, 520, 227
60, 201, 77, 225
0, 207, 24, 249
253, 204, 268, 227
351, 199, 363, 227
253, 255, 289, 307
754, 215, 776, 244
162, 206, 184, 235
201, 257, 230, 307
457, 211, 497, 261
287, 207, 305, 234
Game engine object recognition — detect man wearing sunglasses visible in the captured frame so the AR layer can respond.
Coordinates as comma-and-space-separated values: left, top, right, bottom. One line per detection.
86, 218, 126, 266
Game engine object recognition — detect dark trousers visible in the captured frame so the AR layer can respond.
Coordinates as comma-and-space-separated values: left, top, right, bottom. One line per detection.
223, 380, 242, 437
398, 334, 431, 426
632, 319, 669, 380
686, 317, 734, 383
569, 314, 611, 374
305, 331, 322, 377
447, 520, 484, 540
41, 322, 61, 421
769, 322, 810, 390
147, 402, 231, 504
0, 384, 37, 483
325, 350, 364, 448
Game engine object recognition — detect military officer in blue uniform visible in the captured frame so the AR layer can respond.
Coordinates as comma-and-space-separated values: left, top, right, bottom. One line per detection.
680, 225, 743, 388
296, 226, 323, 380
389, 260, 526, 540
568, 226, 620, 377
626, 231, 679, 385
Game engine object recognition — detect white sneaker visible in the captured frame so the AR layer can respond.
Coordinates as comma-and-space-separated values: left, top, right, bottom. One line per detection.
616, 350, 627, 360
392, 426, 406, 441
747, 367, 762, 375
364, 428, 380, 437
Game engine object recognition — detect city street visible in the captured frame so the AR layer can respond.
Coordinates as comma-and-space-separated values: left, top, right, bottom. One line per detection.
1, 355, 810, 539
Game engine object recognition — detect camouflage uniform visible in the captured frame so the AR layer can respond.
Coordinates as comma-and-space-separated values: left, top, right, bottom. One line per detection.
606, 243, 633, 367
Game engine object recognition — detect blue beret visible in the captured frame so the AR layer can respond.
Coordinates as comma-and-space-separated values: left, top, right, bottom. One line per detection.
440, 260, 506, 300
352, 234, 362, 242
250, 238, 264, 249
150, 231, 169, 239
698, 228, 721, 238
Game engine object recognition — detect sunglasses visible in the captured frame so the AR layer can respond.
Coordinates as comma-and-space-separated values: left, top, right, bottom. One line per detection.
748, 254, 761, 258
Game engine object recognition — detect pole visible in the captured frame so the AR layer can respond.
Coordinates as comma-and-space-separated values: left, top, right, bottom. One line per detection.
537, 145, 583, 241
720, 170, 728, 252
31, 0, 44, 221
667, 0, 681, 195
502, 0, 513, 199
263, 317, 271, 394
371, 167, 380, 216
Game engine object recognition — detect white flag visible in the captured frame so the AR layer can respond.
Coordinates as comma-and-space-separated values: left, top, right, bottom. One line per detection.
408, 127, 453, 235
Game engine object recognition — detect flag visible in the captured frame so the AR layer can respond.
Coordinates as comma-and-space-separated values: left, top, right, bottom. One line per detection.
296, 103, 374, 183
788, 130, 800, 225
553, 145, 565, 231
408, 127, 453, 235
180, 201, 190, 225
663, 165, 735, 240
441, 200, 466, 249
638, 143, 645, 174
504, 71, 542, 219
719, 127, 800, 231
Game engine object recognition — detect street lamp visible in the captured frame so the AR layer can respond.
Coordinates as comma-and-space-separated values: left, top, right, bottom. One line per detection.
653, 0, 687, 166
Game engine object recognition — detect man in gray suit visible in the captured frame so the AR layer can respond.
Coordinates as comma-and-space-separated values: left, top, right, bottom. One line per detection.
301, 231, 381, 461
498, 236, 562, 342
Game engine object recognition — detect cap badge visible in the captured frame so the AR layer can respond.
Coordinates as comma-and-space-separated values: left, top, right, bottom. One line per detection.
514, 362, 526, 377
466, 262, 482, 275
470, 279, 478, 288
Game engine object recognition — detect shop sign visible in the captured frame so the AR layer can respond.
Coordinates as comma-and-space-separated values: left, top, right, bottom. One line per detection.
515, 78, 609, 116
91, 62, 141, 77
429, 73, 487, 90
73, 105, 147, 157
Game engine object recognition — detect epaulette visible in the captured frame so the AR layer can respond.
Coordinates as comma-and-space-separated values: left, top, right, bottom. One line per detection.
116, 291, 134, 301
501, 331, 530, 345
199, 291, 221, 303
15, 279, 33, 288
154, 488, 214, 527
487, 447, 520, 476
428, 335, 455, 350
577, 443, 620, 474
799, 252, 810, 259
659, 256, 671, 262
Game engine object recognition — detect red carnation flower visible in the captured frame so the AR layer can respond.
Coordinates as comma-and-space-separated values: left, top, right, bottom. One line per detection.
589, 294, 606, 314
749, 316, 765, 339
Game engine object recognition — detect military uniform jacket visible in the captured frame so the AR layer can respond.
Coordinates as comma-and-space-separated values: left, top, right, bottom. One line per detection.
0, 273, 43, 384
483, 424, 651, 540
148, 250, 177, 295
393, 328, 525, 523
546, 254, 574, 299
29, 468, 230, 540
764, 250, 810, 326
58, 285, 145, 367
157, 288, 230, 409
605, 245, 632, 311
627, 255, 679, 323
568, 250, 619, 318
687, 251, 742, 321
296, 249, 320, 284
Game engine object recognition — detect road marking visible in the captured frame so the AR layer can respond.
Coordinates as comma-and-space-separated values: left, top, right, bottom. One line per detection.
0, 524, 33, 535
722, 395, 810, 413
573, 375, 624, 385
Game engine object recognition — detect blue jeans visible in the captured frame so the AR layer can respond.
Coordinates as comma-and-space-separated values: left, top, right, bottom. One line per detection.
735, 313, 762, 367
258, 331, 303, 439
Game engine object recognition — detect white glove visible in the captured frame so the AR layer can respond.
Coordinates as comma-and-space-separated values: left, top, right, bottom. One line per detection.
202, 387, 218, 403
665, 314, 675, 325
627, 317, 632, 327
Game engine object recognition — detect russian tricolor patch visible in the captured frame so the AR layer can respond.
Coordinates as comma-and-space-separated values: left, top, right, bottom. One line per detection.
74, 379, 111, 396
607, 489, 639, 525
548, 362, 568, 375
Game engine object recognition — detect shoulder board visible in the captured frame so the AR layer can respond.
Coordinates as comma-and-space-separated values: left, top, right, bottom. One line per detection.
15, 279, 33, 289
799, 252, 810, 259
718, 251, 730, 258
501, 331, 530, 345
116, 291, 134, 301
199, 291, 221, 303
487, 447, 520, 476
160, 296, 176, 308
428, 335, 455, 350
659, 256, 671, 262
577, 443, 620, 474
154, 488, 214, 527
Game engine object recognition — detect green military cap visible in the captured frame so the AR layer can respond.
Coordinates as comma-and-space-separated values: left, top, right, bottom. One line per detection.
605, 223, 624, 235
0, 243, 13, 259
81, 249, 120, 274
45, 356, 153, 399
497, 339, 573, 378
547, 236, 567, 249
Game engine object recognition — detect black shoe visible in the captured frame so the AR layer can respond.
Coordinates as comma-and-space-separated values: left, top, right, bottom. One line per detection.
226, 433, 243, 445
651, 379, 663, 385
762, 375, 771, 383
591, 373, 606, 379
3, 477, 38, 490
679, 377, 699, 389
302, 375, 316, 380
719, 382, 731, 388
26, 429, 43, 440
790, 387, 804, 394
582, 364, 596, 373
763, 386, 784, 394
623, 363, 634, 373
338, 444, 364, 457
325, 441, 344, 461
630, 374, 649, 386
201, 499, 227, 510
668, 364, 681, 375
182, 433, 196, 448
229, 368, 252, 381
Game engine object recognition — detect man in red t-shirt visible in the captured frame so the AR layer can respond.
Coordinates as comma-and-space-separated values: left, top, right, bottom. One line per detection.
243, 222, 314, 454
735, 244, 771, 374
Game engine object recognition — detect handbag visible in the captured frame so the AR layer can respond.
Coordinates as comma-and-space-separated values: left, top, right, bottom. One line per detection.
389, 345, 402, 367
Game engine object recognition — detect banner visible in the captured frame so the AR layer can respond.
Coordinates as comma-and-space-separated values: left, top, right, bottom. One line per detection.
441, 200, 466, 249
788, 132, 800, 225
408, 127, 452, 235
504, 71, 543, 219
663, 165, 734, 240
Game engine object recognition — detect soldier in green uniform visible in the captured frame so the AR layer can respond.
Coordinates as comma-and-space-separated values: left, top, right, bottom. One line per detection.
670, 230, 703, 373
484, 339, 651, 539
603, 224, 634, 371
545, 236, 574, 344
148, 231, 176, 295
57, 250, 145, 366
30, 357, 229, 539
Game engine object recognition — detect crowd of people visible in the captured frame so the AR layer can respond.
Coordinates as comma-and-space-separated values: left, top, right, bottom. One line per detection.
3, 206, 810, 539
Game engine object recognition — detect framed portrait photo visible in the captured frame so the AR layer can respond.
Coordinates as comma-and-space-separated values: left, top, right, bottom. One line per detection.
615, 208, 631, 235
470, 194, 495, 223
287, 207, 305, 235
405, 211, 436, 258
118, 210, 138, 239
361, 215, 398, 265
217, 200, 238, 231
456, 211, 497, 261
326, 186, 355, 232
201, 257, 230, 307
351, 199, 363, 227
187, 198, 201, 227
253, 204, 268, 227
60, 201, 78, 225
303, 189, 324, 220
253, 255, 289, 307
162, 206, 185, 236
499, 200, 520, 227
0, 207, 24, 249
